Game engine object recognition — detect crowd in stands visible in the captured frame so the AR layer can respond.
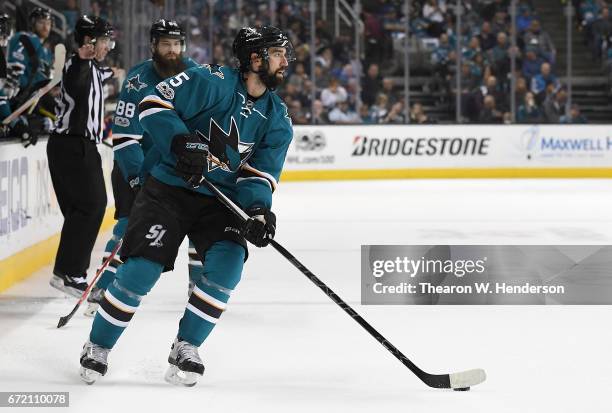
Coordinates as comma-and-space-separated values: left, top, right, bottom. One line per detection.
176, 0, 435, 124
577, 0, 612, 92
51, 0, 610, 124
420, 0, 591, 124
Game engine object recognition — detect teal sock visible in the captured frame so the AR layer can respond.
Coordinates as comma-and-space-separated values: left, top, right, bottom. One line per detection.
89, 257, 162, 349
178, 241, 244, 346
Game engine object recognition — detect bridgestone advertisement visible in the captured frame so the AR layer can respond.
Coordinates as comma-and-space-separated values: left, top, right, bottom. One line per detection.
287, 125, 612, 170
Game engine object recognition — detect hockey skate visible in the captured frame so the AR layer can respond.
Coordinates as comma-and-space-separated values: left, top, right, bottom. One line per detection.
83, 286, 104, 317
79, 340, 110, 385
164, 337, 205, 387
50, 271, 87, 298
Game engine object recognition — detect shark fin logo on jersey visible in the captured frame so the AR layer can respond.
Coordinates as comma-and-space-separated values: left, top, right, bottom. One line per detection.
196, 116, 253, 173
201, 63, 225, 79
126, 74, 147, 93
156, 81, 175, 100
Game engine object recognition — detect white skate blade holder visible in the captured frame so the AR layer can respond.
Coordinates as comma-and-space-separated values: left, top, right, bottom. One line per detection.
164, 365, 202, 387
80, 367, 102, 385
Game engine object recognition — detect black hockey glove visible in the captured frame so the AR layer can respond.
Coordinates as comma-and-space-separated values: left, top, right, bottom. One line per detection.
171, 133, 209, 188
11, 117, 38, 148
242, 207, 276, 248
27, 113, 52, 132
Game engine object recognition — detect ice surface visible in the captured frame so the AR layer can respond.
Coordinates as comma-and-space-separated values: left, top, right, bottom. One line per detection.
1, 179, 611, 412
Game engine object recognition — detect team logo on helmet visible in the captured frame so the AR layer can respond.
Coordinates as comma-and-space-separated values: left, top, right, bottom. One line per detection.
201, 63, 224, 79
243, 27, 260, 40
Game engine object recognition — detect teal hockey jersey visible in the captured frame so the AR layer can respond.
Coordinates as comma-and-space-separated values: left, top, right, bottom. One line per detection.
138, 64, 293, 210
7, 32, 53, 90
111, 57, 198, 182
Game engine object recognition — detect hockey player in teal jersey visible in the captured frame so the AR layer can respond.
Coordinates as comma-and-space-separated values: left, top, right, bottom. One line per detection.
80, 26, 294, 386
3, 8, 53, 146
0, 13, 13, 124
6, 7, 54, 104
83, 19, 203, 317
0, 13, 37, 145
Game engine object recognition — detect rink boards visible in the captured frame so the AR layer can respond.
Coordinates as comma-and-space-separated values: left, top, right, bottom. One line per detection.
0, 139, 116, 291
1, 124, 611, 292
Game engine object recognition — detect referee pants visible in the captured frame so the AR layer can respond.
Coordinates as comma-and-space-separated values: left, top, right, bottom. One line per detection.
47, 133, 107, 276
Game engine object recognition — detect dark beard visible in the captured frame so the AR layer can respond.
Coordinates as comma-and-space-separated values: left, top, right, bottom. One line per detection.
152, 51, 186, 78
258, 67, 284, 90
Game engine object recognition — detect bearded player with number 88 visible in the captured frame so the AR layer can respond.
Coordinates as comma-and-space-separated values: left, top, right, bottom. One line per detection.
83, 19, 202, 316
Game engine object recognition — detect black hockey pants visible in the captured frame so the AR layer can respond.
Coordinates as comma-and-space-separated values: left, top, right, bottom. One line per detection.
47, 133, 107, 276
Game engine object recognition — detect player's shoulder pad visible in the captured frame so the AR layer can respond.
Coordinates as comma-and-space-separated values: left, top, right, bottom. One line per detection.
128, 60, 157, 83
188, 63, 238, 86
9, 31, 30, 43
21, 31, 43, 47
8, 32, 29, 56
123, 60, 156, 95
151, 64, 237, 100
126, 59, 151, 77
269, 93, 294, 130
183, 57, 200, 69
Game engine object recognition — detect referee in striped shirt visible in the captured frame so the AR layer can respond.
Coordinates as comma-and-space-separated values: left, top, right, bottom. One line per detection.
47, 15, 115, 297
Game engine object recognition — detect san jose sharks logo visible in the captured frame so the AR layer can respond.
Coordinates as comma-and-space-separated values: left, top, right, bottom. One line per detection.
244, 27, 261, 41
126, 74, 147, 93
196, 116, 253, 172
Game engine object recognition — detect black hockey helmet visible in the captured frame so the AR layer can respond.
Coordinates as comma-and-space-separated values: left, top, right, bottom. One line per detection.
74, 15, 114, 49
29, 7, 52, 28
232, 26, 295, 73
150, 18, 186, 51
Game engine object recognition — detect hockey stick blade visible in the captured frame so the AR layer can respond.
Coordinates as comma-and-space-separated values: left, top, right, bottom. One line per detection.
57, 239, 122, 328
198, 176, 487, 390
449, 369, 487, 389
57, 303, 80, 328
3, 43, 66, 125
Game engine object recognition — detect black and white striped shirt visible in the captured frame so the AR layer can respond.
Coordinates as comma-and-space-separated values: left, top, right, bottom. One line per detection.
53, 54, 113, 143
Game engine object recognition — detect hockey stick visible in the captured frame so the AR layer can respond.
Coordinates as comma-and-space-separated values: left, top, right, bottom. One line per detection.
199, 176, 486, 390
57, 238, 122, 328
3, 43, 66, 125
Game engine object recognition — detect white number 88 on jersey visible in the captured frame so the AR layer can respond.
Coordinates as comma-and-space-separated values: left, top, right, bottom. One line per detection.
115, 100, 136, 118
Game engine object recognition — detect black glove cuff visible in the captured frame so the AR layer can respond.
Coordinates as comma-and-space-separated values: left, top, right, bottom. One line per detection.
171, 133, 208, 154
171, 133, 192, 155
